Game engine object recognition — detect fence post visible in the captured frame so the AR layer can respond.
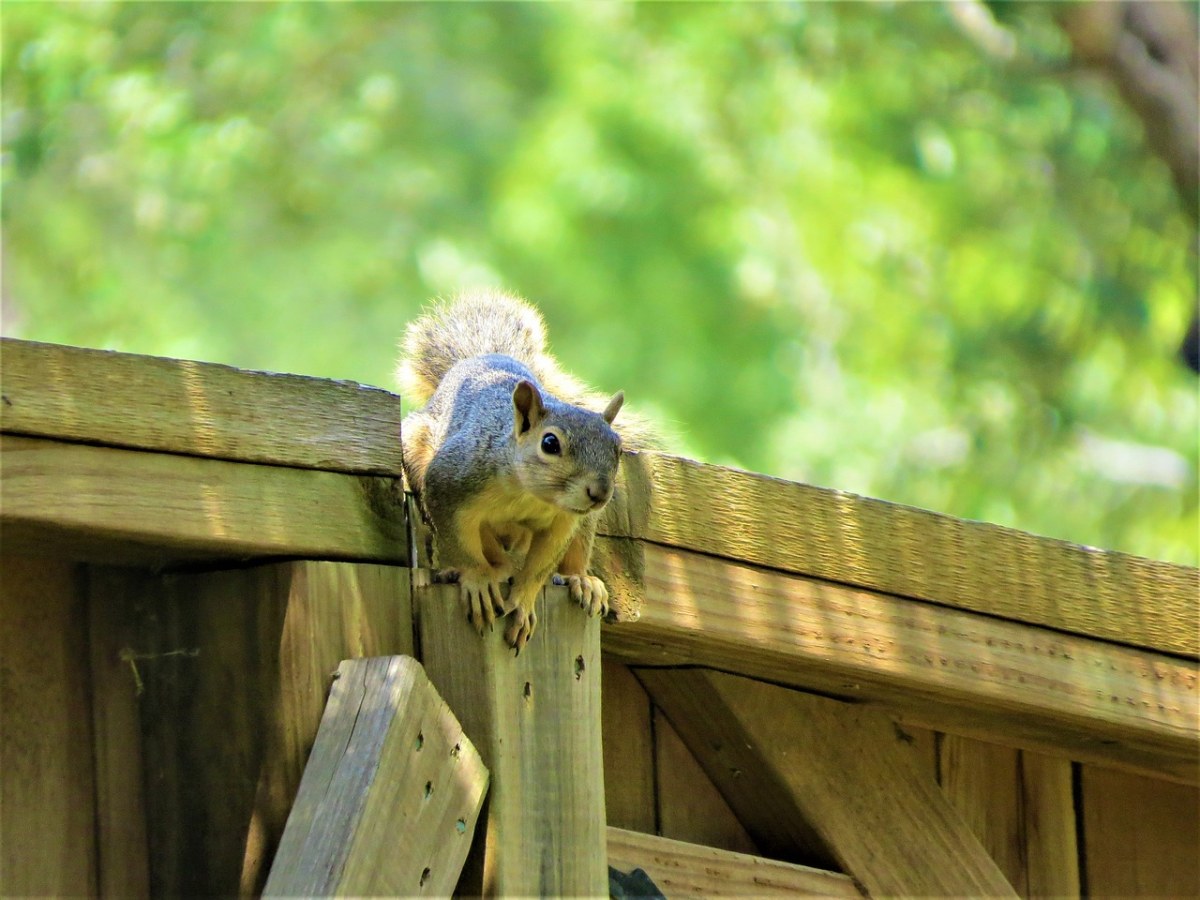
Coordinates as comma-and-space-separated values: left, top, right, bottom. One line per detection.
416, 584, 607, 897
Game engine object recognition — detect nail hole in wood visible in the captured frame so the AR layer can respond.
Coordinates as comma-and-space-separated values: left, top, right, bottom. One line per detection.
575, 655, 585, 680
523, 681, 532, 701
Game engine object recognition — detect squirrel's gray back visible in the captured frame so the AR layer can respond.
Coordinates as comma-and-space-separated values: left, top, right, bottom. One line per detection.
422, 353, 536, 448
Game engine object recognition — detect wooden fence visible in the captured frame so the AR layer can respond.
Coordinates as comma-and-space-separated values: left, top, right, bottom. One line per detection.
1, 337, 1197, 897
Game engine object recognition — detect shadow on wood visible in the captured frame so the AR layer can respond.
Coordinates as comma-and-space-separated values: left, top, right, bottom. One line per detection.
606, 827, 863, 898
133, 561, 412, 895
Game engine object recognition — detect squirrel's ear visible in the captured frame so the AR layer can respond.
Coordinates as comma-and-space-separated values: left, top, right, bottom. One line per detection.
512, 380, 547, 435
602, 391, 624, 425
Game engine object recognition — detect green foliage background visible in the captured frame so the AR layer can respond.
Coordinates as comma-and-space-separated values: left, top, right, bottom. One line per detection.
3, 2, 1196, 563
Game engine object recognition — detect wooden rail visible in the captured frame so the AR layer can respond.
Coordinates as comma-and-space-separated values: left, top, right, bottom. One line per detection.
599, 453, 1198, 658
600, 542, 1199, 784
1, 339, 403, 474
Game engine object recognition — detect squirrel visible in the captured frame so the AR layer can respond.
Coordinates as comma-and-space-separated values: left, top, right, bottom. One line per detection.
397, 290, 635, 652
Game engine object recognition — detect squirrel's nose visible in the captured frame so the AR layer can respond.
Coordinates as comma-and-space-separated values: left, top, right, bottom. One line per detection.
587, 479, 613, 507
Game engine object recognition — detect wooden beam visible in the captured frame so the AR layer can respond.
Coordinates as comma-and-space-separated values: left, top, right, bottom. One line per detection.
0, 338, 404, 475
606, 827, 862, 898
0, 556, 97, 897
600, 453, 1199, 658
654, 711, 762, 857
600, 659, 656, 834
87, 568, 154, 899
637, 669, 1017, 898
939, 737, 1080, 897
1021, 751, 1081, 898
134, 561, 413, 895
0, 435, 407, 566
263, 656, 488, 897
4, 335, 1193, 657
1080, 766, 1199, 897
7, 336, 1192, 659
416, 583, 607, 898
602, 543, 1200, 784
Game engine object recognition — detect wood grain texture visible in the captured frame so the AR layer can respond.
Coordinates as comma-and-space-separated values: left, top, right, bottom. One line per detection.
1021, 751, 1081, 898
0, 337, 404, 474
1, 435, 407, 566
654, 711, 761, 857
1081, 766, 1200, 898
0, 556, 97, 897
602, 543, 1200, 784
940, 736, 1029, 893
606, 827, 863, 898
638, 669, 1017, 898
87, 567, 153, 899
136, 561, 412, 896
417, 583, 607, 898
939, 736, 1081, 897
601, 659, 657, 834
600, 453, 1199, 657
3, 335, 1192, 658
263, 656, 487, 897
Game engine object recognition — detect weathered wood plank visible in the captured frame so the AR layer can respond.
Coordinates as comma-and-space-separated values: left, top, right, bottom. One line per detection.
0, 337, 404, 474
87, 567, 153, 899
417, 583, 607, 898
0, 556, 97, 897
654, 710, 762, 857
602, 543, 1200, 784
0, 435, 407, 566
638, 669, 1017, 897
940, 737, 1031, 895
1081, 766, 1200, 898
263, 656, 487, 897
4, 335, 1192, 659
940, 739, 1081, 898
600, 453, 1199, 657
601, 659, 657, 834
903, 724, 940, 782
136, 561, 412, 895
1021, 751, 1080, 898
606, 827, 863, 898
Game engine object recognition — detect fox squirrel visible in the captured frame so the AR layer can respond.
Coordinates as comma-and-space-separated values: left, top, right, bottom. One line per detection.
398, 290, 635, 652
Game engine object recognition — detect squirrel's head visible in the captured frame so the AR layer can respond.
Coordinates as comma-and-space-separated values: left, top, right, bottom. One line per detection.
511, 380, 624, 515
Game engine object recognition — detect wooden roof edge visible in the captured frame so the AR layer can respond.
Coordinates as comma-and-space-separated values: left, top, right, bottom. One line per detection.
600, 451, 1199, 659
3, 338, 1193, 657
0, 337, 404, 476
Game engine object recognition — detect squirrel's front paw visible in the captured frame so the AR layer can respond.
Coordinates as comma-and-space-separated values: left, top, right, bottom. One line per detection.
458, 573, 506, 635
503, 604, 538, 654
565, 574, 610, 618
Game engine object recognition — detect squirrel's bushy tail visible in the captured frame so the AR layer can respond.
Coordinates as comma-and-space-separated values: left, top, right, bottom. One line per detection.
398, 290, 585, 405
398, 289, 660, 447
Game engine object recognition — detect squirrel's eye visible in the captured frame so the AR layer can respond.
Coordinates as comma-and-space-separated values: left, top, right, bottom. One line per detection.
540, 432, 561, 455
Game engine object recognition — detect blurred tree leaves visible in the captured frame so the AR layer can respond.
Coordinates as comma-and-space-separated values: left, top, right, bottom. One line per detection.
2, 2, 1195, 563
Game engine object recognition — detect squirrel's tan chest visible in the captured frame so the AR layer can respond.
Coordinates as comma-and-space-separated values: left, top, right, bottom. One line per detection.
469, 479, 563, 531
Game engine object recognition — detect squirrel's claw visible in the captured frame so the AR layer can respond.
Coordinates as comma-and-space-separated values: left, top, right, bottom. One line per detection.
504, 604, 537, 652
459, 574, 503, 636
566, 574, 610, 619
